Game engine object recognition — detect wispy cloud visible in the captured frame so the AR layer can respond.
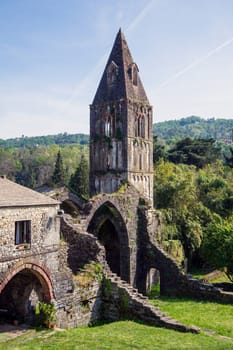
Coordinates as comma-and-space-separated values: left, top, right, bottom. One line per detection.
156, 36, 233, 90
126, 0, 158, 35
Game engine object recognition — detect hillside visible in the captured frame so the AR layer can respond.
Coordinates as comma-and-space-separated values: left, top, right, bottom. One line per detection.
153, 116, 233, 140
1, 117, 233, 149
0, 133, 89, 148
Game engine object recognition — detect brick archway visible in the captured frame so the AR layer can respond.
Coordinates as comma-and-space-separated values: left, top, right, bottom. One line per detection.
0, 259, 54, 302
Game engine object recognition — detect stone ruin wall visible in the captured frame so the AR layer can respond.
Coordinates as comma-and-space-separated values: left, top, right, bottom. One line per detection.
0, 205, 60, 281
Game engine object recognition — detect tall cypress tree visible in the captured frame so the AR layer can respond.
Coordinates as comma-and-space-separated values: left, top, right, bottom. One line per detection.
69, 154, 89, 198
52, 151, 65, 186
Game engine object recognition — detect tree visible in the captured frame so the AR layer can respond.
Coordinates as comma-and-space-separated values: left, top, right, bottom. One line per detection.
168, 138, 221, 168
153, 136, 167, 163
154, 161, 204, 263
197, 161, 233, 217
225, 147, 233, 168
202, 216, 233, 282
69, 154, 89, 199
52, 151, 65, 186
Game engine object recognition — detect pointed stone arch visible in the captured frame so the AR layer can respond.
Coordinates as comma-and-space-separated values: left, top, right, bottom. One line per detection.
87, 200, 130, 282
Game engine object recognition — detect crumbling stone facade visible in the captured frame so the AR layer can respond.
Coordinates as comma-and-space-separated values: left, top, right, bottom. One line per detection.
90, 29, 153, 204
1, 30, 232, 333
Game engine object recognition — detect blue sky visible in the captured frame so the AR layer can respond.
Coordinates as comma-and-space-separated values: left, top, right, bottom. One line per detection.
0, 0, 233, 138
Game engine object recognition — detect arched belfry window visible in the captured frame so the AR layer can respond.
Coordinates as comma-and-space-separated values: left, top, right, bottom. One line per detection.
141, 116, 145, 138
135, 114, 146, 138
135, 116, 138, 137
105, 117, 111, 137
138, 116, 141, 137
128, 63, 139, 86
107, 61, 119, 86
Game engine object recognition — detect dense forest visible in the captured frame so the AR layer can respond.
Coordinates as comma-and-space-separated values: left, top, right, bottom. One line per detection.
0, 133, 89, 148
0, 144, 89, 189
1, 116, 232, 148
0, 116, 233, 276
153, 116, 233, 141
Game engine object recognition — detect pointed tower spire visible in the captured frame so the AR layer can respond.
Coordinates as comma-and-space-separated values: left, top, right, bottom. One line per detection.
90, 30, 153, 203
92, 29, 149, 104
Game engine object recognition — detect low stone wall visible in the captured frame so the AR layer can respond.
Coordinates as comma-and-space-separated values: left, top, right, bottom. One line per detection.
55, 215, 105, 328
178, 275, 233, 303
136, 205, 233, 303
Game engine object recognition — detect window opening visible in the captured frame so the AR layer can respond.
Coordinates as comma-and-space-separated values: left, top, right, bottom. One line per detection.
15, 220, 31, 245
105, 118, 111, 137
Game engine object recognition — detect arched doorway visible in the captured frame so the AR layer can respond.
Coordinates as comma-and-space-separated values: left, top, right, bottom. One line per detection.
146, 268, 160, 297
0, 266, 53, 325
98, 219, 120, 275
87, 201, 130, 282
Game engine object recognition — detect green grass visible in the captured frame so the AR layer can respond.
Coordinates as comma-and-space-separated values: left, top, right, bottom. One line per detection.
1, 320, 233, 350
150, 296, 233, 338
1, 297, 233, 350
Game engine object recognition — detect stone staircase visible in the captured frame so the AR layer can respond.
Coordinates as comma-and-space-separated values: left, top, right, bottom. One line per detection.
102, 264, 200, 333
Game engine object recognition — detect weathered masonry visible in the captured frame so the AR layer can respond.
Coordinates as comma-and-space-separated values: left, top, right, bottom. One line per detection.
1, 30, 233, 330
0, 175, 60, 324
90, 29, 154, 204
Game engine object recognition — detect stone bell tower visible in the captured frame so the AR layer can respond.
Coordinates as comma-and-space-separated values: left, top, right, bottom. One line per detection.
90, 29, 153, 203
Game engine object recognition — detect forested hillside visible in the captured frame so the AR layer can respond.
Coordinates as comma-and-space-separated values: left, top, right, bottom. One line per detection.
153, 116, 233, 141
0, 133, 89, 148
0, 117, 232, 274
0, 144, 89, 189
1, 116, 233, 149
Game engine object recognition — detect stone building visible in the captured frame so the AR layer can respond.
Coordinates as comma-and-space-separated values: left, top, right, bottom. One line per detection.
90, 29, 153, 204
0, 175, 60, 323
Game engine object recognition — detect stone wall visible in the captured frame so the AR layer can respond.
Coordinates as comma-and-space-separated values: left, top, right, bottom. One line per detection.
0, 204, 61, 295
55, 216, 105, 328
131, 203, 233, 303
0, 205, 60, 259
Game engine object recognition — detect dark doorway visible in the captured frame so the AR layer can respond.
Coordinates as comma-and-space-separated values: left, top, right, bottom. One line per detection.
147, 268, 160, 297
0, 269, 44, 325
98, 219, 120, 276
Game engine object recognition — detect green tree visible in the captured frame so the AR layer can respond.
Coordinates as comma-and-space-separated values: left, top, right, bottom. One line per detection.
154, 161, 204, 263
153, 136, 167, 163
197, 161, 233, 217
69, 154, 89, 199
202, 216, 233, 282
168, 138, 221, 168
225, 147, 233, 168
52, 151, 65, 186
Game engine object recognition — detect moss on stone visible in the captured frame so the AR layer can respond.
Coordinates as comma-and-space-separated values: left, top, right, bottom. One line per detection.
162, 240, 185, 265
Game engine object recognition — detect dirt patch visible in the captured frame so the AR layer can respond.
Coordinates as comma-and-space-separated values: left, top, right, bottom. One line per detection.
0, 323, 31, 342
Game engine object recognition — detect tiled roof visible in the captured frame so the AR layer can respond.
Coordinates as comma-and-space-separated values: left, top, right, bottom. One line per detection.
92, 29, 150, 105
0, 176, 59, 207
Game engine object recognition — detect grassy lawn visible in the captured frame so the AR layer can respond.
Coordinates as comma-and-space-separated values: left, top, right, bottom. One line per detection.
1, 297, 233, 350
151, 297, 233, 338
1, 320, 233, 350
